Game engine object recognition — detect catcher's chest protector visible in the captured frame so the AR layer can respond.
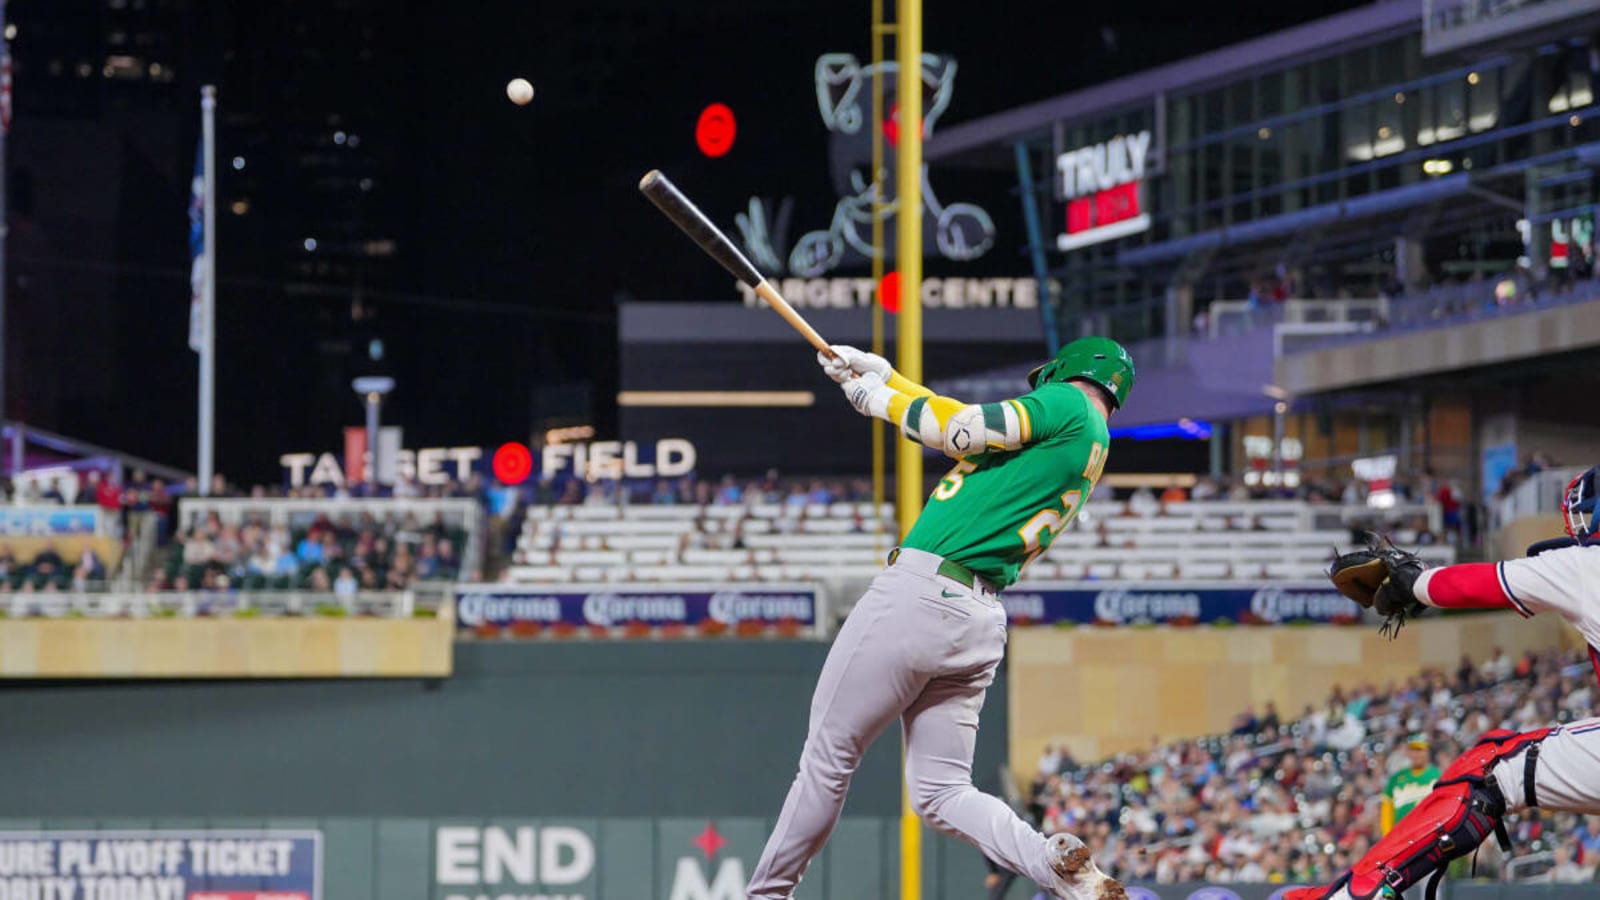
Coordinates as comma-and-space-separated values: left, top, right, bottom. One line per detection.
1332, 729, 1552, 900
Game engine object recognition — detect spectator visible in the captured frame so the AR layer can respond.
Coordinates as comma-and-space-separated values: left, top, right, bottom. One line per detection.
307, 567, 332, 592
1260, 701, 1281, 735
31, 543, 65, 586
715, 475, 742, 505
0, 543, 14, 583
1160, 482, 1189, 504
434, 538, 459, 580
295, 530, 324, 565
652, 479, 679, 505
1380, 736, 1440, 836
416, 539, 440, 580
272, 539, 300, 577
1324, 705, 1366, 752
1038, 744, 1062, 780
1550, 842, 1595, 883
72, 546, 106, 590
784, 483, 809, 508
90, 471, 120, 512
1128, 485, 1160, 517
333, 568, 358, 597
1576, 817, 1600, 856
1482, 646, 1513, 683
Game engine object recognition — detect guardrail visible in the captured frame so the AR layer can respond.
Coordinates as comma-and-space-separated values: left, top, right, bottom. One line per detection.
1492, 467, 1584, 531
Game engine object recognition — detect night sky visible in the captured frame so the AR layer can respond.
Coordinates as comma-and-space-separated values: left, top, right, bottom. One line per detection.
11, 0, 1367, 482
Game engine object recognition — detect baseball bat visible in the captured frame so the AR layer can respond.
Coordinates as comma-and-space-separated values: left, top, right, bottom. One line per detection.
639, 169, 837, 360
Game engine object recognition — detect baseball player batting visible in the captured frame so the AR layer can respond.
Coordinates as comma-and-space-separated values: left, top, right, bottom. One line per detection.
745, 337, 1135, 900
1288, 467, 1600, 900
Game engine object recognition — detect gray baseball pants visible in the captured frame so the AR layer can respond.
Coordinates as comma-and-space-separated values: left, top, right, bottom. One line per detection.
746, 548, 1058, 899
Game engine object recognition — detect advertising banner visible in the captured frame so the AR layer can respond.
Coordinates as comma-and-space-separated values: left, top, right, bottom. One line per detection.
0, 830, 321, 900
453, 585, 822, 636
1002, 582, 1363, 626
0, 507, 101, 537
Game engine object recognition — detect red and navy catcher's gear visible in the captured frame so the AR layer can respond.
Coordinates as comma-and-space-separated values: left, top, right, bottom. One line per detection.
1284, 729, 1552, 900
1564, 467, 1600, 541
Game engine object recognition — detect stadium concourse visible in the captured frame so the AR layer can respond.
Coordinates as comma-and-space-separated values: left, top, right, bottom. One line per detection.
1043, 647, 1600, 887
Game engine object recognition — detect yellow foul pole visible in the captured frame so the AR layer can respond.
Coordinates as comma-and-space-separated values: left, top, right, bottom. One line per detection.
870, 0, 890, 555
896, 0, 923, 898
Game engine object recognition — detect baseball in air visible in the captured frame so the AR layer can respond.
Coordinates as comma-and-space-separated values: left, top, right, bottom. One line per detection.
506, 78, 535, 106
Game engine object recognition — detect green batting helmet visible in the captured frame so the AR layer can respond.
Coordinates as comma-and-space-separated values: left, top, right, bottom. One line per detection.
1027, 337, 1135, 409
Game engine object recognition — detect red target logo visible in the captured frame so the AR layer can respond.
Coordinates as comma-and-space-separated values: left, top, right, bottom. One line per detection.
493, 442, 534, 485
696, 103, 737, 158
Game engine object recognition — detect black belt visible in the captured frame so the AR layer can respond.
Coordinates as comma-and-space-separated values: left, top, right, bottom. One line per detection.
887, 549, 997, 593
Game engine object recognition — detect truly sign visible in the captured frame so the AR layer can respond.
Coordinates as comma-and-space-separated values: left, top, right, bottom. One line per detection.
1055, 131, 1153, 252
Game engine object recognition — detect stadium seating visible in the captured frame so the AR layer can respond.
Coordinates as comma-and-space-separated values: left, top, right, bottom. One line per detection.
504, 498, 1457, 586
160, 498, 484, 592
1041, 648, 1596, 886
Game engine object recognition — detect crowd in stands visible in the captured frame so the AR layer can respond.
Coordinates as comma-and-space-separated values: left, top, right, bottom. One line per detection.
0, 542, 107, 592
9, 463, 1473, 592
1029, 648, 1597, 886
151, 508, 465, 593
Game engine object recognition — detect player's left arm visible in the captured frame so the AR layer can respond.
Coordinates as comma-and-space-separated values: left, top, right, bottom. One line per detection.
837, 377, 1060, 458
823, 345, 1061, 458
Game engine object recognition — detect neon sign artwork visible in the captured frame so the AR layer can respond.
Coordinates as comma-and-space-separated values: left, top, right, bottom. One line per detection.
736, 52, 996, 279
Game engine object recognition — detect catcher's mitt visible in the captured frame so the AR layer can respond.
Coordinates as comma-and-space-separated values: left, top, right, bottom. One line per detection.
1328, 533, 1428, 638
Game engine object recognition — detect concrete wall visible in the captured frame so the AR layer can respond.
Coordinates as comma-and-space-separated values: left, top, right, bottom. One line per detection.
0, 612, 455, 678
0, 639, 1014, 896
1008, 612, 1582, 774
1276, 295, 1600, 394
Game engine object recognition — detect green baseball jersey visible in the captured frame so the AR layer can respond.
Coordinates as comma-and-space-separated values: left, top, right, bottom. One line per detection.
1386, 766, 1441, 821
903, 383, 1109, 589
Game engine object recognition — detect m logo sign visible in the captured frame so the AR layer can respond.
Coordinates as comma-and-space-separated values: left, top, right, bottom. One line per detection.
668, 823, 745, 900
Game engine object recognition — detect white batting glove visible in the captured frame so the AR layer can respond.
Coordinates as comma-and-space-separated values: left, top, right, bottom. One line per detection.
818, 348, 854, 384
818, 345, 891, 384
840, 371, 888, 417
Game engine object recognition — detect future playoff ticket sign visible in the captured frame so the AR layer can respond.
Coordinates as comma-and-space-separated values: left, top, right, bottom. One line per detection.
0, 831, 321, 900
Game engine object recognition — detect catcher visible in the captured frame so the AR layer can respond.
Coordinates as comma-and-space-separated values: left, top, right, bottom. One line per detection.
1288, 467, 1600, 900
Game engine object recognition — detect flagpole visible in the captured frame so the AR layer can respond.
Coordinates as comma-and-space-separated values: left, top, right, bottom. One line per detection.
198, 85, 216, 496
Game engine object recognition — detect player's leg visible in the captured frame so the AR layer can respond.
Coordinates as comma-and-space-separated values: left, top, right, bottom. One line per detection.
1284, 727, 1567, 900
901, 673, 1050, 882
1491, 716, 1600, 813
745, 570, 930, 900
896, 580, 1121, 900
901, 673, 1118, 899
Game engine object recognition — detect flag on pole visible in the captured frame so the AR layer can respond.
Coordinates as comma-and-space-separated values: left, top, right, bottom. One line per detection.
188, 134, 205, 353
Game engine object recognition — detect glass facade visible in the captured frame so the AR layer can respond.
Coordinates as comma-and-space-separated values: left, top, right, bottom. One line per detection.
1021, 26, 1600, 342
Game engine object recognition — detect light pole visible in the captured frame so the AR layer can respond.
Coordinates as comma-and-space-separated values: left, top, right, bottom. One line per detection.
351, 376, 395, 489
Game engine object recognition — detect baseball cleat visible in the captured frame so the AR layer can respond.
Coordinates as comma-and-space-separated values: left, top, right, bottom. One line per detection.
1045, 833, 1127, 900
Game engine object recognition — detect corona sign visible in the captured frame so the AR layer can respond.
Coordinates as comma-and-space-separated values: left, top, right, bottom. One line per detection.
1056, 131, 1153, 251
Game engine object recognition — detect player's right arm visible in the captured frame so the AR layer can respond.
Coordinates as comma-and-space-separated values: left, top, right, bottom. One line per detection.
1412, 546, 1592, 623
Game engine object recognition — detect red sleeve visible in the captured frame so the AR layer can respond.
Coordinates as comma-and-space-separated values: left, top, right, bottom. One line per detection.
1415, 563, 1521, 614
